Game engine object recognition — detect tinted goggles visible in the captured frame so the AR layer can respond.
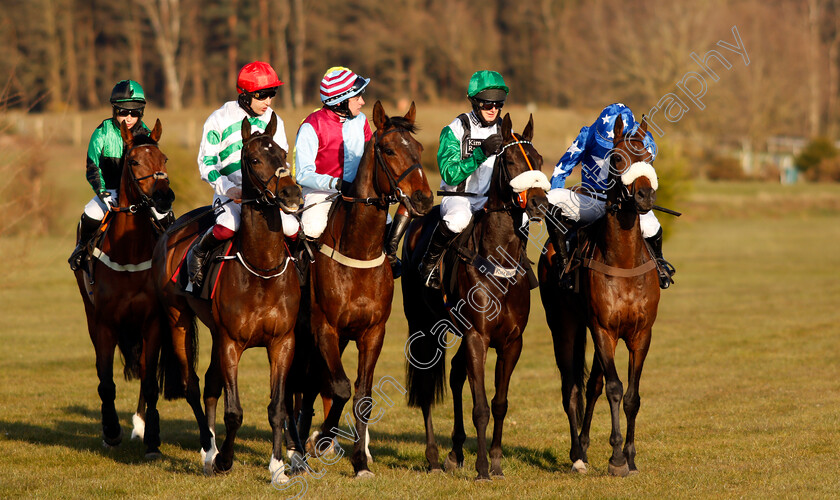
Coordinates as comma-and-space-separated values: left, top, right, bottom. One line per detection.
116, 108, 143, 118
253, 88, 277, 100
477, 100, 504, 111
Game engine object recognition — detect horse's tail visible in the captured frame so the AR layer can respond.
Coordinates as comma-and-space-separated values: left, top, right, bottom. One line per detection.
118, 330, 143, 382
157, 308, 198, 400
405, 326, 447, 408
574, 324, 589, 429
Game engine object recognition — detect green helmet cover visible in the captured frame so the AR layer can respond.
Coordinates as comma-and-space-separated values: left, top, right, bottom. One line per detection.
110, 80, 146, 109
467, 71, 509, 98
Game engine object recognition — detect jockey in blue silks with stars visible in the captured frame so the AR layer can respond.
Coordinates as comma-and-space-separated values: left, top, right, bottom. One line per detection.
545, 102, 675, 289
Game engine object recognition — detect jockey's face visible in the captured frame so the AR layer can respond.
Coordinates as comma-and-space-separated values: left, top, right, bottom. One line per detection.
250, 93, 273, 116
347, 95, 365, 117
115, 108, 142, 129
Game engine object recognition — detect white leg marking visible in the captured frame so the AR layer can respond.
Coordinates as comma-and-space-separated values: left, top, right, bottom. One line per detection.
130, 413, 145, 441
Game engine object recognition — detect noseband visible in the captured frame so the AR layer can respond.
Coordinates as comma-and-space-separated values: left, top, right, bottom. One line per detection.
116, 143, 170, 214
492, 135, 539, 212
606, 136, 653, 215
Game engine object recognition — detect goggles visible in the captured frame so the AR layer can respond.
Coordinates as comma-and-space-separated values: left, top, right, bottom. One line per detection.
477, 100, 504, 111
116, 108, 143, 118
253, 88, 277, 100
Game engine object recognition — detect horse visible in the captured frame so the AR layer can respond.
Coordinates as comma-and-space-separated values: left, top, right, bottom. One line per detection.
402, 113, 550, 480
537, 116, 660, 476
291, 101, 434, 479
73, 119, 175, 457
152, 113, 303, 480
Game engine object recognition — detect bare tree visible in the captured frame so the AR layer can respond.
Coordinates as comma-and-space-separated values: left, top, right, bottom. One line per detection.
138, 0, 183, 110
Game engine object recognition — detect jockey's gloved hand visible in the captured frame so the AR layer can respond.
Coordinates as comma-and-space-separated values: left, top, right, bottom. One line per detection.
333, 178, 343, 192
98, 191, 114, 210
480, 134, 503, 156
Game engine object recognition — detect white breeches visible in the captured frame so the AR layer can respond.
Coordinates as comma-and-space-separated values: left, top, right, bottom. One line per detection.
83, 189, 117, 220
301, 190, 393, 239
440, 195, 488, 233
213, 193, 299, 237
547, 187, 660, 238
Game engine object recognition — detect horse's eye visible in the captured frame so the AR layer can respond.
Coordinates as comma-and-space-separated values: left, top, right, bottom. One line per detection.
129, 159, 139, 166
251, 157, 259, 164
383, 148, 395, 156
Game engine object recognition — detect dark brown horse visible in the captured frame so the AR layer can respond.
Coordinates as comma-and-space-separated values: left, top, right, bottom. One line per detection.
402, 114, 549, 480
294, 101, 433, 479
73, 119, 174, 457
538, 116, 660, 476
152, 114, 303, 480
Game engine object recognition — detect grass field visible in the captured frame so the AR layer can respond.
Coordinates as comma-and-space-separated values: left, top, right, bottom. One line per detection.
2, 106, 840, 498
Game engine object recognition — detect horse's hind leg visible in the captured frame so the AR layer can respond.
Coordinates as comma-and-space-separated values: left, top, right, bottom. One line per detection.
463, 332, 491, 481
140, 316, 163, 457
132, 390, 146, 441
579, 352, 603, 464
623, 339, 651, 474
92, 325, 122, 447
489, 335, 523, 478
349, 324, 386, 478
445, 342, 467, 471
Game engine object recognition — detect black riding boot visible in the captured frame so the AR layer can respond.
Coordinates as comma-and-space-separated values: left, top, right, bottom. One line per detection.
546, 207, 575, 290
646, 228, 675, 289
69, 213, 101, 271
418, 222, 457, 289
384, 213, 410, 279
188, 228, 225, 288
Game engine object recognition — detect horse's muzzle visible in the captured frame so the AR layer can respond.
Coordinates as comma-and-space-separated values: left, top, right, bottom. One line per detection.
152, 188, 175, 212
408, 190, 434, 217
634, 187, 656, 213
278, 184, 303, 212
525, 190, 549, 221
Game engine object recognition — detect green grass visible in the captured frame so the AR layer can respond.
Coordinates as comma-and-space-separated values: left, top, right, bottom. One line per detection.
2, 181, 840, 499
3, 105, 840, 497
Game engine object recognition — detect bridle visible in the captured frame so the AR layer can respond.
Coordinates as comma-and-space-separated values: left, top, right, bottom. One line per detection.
113, 143, 171, 214
489, 134, 539, 213
341, 127, 424, 214
239, 134, 293, 209
605, 136, 654, 215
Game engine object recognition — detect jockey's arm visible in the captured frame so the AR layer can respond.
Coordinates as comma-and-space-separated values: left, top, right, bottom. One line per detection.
294, 123, 341, 191
550, 126, 590, 190
437, 126, 488, 187
85, 127, 107, 195
197, 114, 236, 197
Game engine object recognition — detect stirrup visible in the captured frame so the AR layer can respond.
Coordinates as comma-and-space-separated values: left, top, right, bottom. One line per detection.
656, 258, 675, 289
423, 267, 441, 289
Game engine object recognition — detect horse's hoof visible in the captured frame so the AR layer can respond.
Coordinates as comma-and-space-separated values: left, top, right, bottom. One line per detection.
101, 428, 123, 448
355, 470, 375, 480
571, 459, 588, 473
287, 450, 307, 474
214, 458, 233, 475
608, 462, 630, 477
491, 472, 505, 479
443, 455, 462, 472
428, 466, 444, 474
474, 475, 492, 483
145, 449, 162, 460
131, 413, 145, 441
627, 468, 640, 476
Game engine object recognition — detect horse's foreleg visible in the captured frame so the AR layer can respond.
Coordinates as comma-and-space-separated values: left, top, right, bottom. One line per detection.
623, 340, 650, 474
93, 325, 122, 447
214, 341, 244, 474
202, 345, 224, 474
267, 333, 296, 484
350, 326, 386, 478
592, 331, 628, 477
421, 404, 441, 471
553, 318, 588, 472
464, 333, 491, 481
446, 343, 467, 471
489, 335, 522, 478
132, 390, 146, 441
311, 328, 351, 446
579, 353, 603, 464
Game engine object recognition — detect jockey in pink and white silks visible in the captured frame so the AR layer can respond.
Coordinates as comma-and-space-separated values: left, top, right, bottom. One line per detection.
294, 67, 372, 241
188, 61, 300, 287
418, 70, 551, 289
546, 102, 675, 289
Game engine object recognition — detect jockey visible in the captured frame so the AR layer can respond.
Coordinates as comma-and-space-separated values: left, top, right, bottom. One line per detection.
69, 80, 171, 270
188, 61, 300, 287
418, 70, 507, 289
296, 67, 412, 271
547, 102, 675, 289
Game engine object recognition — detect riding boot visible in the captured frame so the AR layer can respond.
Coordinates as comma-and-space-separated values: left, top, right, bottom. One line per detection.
187, 227, 225, 288
69, 213, 101, 271
384, 212, 410, 279
547, 207, 575, 290
418, 222, 457, 289
645, 227, 675, 289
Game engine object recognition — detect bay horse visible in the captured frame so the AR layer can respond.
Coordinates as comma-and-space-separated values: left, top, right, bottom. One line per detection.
402, 113, 550, 480
152, 114, 303, 480
73, 119, 174, 457
538, 116, 660, 476
293, 101, 433, 479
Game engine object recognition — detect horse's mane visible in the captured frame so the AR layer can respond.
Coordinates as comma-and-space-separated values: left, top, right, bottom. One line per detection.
385, 116, 418, 134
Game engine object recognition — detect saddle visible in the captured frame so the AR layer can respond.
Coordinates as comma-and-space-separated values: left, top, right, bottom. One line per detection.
439, 211, 538, 307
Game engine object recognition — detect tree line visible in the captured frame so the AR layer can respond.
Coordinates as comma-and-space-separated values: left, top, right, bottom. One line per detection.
2, 0, 840, 146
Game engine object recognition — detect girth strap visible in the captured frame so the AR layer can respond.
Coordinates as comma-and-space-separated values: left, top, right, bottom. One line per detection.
582, 257, 656, 278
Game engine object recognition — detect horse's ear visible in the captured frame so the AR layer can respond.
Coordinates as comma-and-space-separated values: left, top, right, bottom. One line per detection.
241, 117, 252, 142
265, 112, 277, 137
522, 114, 534, 141
613, 115, 624, 143
404, 101, 416, 125
639, 115, 648, 135
119, 120, 133, 146
149, 119, 162, 142
501, 113, 513, 140
373, 100, 386, 130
